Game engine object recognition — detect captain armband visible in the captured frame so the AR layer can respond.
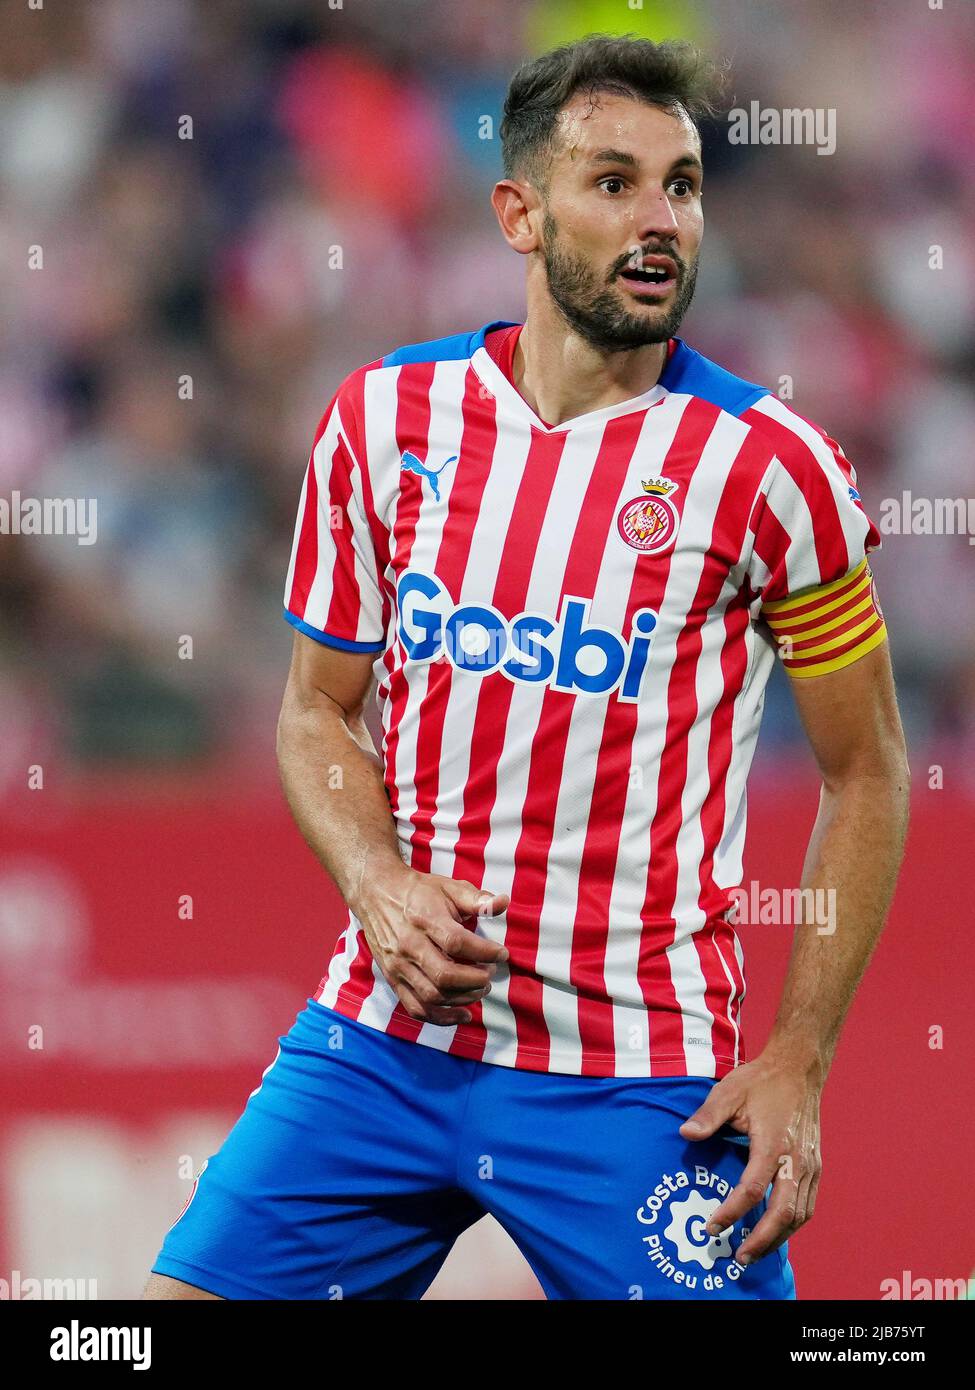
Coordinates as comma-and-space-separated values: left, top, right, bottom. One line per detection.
761, 557, 888, 677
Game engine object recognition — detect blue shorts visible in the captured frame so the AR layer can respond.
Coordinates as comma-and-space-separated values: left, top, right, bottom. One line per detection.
152, 999, 796, 1300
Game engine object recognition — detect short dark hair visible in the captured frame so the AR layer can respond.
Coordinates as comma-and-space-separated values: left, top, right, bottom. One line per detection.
500, 33, 726, 190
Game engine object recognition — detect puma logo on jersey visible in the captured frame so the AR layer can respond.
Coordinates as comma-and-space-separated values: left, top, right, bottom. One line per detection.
400, 451, 457, 501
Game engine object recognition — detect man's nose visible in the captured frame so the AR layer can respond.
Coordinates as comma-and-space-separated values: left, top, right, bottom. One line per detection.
630, 186, 681, 241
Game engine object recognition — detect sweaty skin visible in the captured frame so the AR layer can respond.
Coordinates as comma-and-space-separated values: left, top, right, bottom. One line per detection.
491, 94, 704, 423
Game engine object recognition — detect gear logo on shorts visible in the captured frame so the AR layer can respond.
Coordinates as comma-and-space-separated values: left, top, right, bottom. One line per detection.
636, 1164, 752, 1294
616, 477, 681, 555
663, 1191, 733, 1268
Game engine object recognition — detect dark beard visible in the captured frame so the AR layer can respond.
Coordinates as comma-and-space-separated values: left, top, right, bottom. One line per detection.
541, 209, 697, 351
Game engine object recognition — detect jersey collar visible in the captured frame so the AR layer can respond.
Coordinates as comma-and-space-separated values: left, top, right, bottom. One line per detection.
470, 321, 673, 434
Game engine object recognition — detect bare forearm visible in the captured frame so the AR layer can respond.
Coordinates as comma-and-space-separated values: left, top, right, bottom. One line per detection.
275, 640, 509, 1029
763, 760, 910, 1082
276, 688, 407, 916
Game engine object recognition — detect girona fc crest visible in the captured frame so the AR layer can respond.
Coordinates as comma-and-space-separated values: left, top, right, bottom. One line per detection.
616, 477, 681, 555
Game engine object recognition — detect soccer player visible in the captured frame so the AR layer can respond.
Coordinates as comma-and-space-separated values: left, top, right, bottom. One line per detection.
145, 35, 909, 1301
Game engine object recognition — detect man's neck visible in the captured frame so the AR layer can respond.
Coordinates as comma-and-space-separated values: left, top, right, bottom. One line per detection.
513, 297, 670, 427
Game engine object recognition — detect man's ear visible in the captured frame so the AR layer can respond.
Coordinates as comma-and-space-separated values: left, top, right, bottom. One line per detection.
491, 179, 541, 255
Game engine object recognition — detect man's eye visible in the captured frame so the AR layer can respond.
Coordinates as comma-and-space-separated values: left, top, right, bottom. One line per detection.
670, 179, 694, 197
599, 177, 627, 194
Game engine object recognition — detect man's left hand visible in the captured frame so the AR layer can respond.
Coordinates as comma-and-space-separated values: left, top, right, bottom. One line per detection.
678, 1050, 823, 1265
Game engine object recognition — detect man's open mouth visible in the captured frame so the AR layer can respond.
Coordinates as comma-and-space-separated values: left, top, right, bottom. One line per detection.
621, 267, 672, 284
619, 256, 678, 293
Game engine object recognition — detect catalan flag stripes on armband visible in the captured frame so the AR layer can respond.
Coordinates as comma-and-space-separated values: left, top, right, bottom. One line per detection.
761, 557, 888, 677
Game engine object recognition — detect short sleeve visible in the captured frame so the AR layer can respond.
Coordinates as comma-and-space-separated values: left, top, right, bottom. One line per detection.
745, 406, 887, 676
283, 385, 388, 653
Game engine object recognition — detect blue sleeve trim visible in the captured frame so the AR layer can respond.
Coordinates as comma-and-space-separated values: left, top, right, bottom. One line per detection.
381, 320, 522, 367
283, 607, 385, 653
660, 339, 770, 417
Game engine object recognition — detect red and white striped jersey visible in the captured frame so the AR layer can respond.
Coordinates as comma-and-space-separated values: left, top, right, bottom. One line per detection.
283, 321, 884, 1078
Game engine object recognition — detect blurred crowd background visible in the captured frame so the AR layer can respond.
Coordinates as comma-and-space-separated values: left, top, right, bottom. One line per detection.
1, 0, 974, 792
2, 0, 975, 1301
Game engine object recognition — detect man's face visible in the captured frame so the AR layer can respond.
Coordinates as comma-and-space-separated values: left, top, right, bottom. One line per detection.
535, 92, 704, 350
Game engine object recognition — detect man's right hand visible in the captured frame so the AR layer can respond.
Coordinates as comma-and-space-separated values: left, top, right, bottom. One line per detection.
352, 867, 511, 1026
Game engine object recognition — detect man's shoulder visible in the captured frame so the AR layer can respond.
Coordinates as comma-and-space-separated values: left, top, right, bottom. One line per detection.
668, 341, 850, 474
378, 320, 520, 369
326, 320, 517, 413
315, 322, 515, 464
662, 338, 772, 420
